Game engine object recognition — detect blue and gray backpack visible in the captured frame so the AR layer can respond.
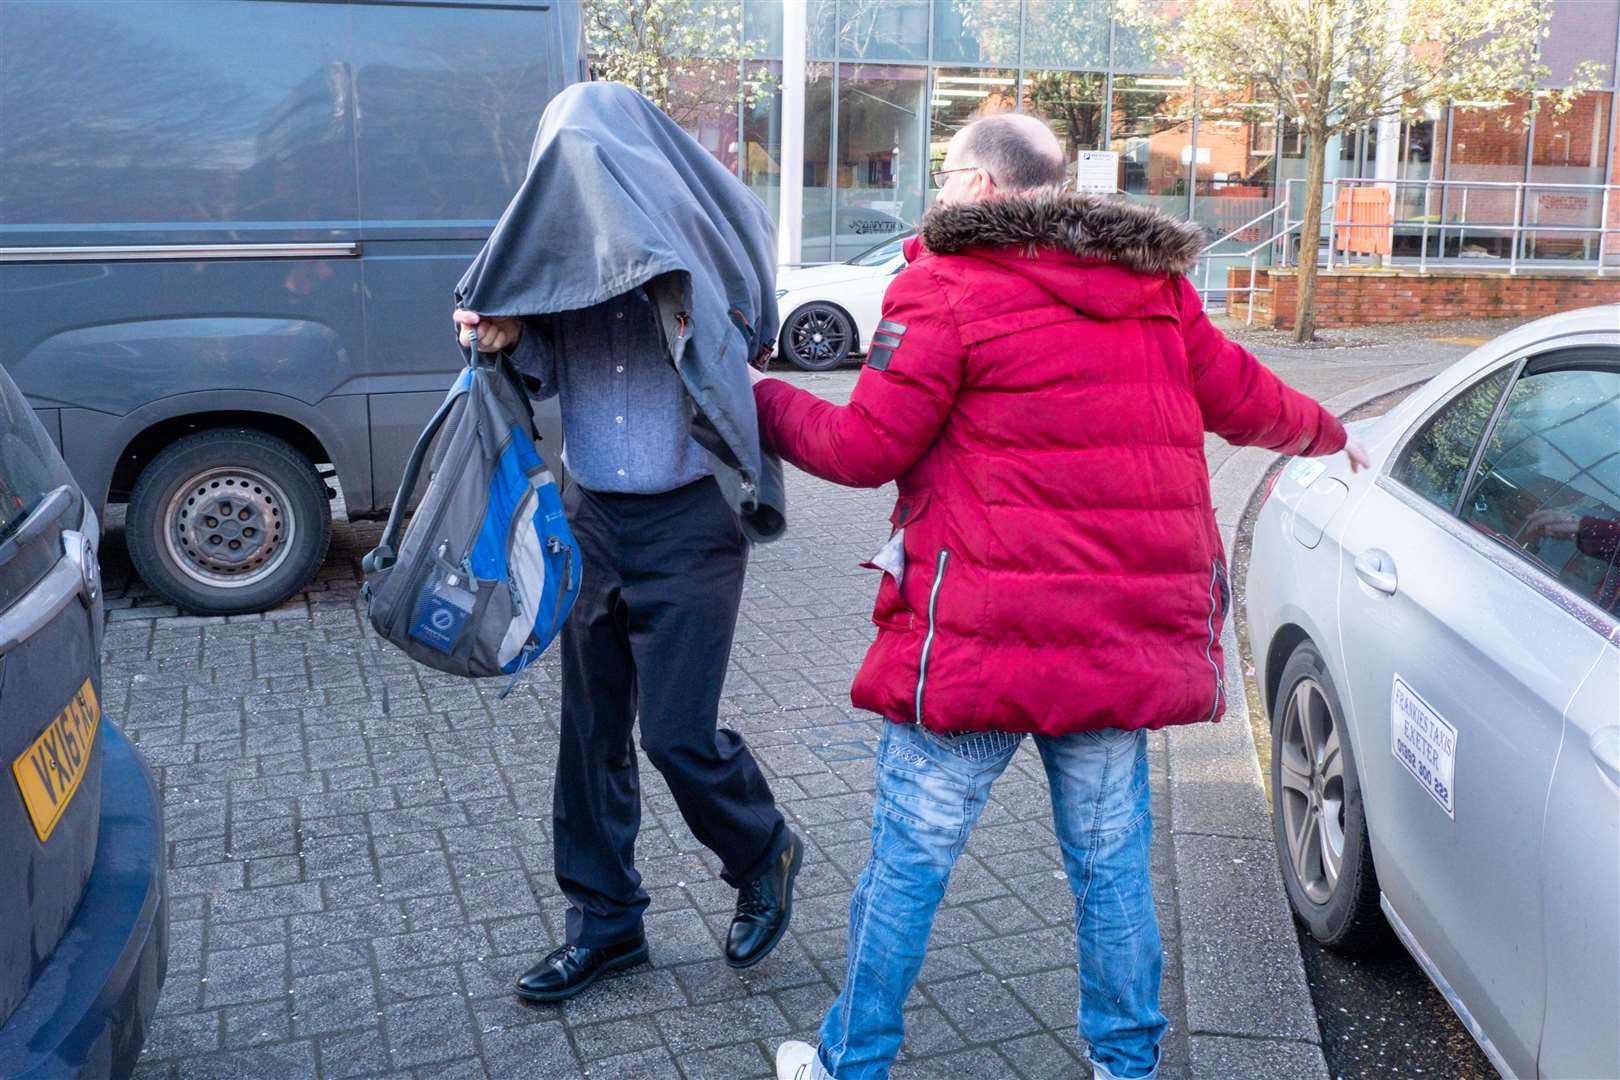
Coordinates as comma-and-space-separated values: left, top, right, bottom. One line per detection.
362, 333, 580, 687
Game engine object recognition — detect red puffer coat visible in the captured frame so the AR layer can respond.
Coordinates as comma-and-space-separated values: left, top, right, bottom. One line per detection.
755, 192, 1347, 735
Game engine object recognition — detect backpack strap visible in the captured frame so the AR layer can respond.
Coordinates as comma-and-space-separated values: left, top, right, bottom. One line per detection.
362, 332, 480, 575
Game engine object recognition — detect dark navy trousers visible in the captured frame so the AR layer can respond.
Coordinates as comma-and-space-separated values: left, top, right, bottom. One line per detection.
553, 476, 789, 947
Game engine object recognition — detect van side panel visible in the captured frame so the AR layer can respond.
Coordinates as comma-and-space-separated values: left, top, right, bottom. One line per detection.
350, 2, 577, 504
59, 392, 371, 515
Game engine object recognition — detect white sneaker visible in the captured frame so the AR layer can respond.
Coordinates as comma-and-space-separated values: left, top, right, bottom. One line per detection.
775, 1040, 820, 1080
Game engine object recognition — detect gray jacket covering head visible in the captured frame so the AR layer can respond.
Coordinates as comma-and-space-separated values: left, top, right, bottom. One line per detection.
455, 81, 786, 542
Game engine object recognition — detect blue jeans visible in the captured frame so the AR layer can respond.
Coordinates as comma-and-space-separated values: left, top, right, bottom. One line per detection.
815, 721, 1166, 1080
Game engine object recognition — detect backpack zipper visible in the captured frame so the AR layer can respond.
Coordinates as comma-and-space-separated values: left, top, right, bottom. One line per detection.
547, 536, 572, 637
914, 548, 950, 726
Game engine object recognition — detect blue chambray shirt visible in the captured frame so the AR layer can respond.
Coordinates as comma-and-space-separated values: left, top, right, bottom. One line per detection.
506, 289, 711, 495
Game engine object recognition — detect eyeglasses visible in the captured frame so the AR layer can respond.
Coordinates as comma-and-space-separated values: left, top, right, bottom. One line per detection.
930, 166, 987, 188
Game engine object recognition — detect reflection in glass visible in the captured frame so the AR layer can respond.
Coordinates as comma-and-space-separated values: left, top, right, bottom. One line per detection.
1462, 366, 1620, 611
1020, 0, 1110, 71
836, 0, 929, 62
1111, 0, 1182, 74
1111, 75, 1192, 213
848, 232, 912, 266
1435, 103, 1528, 260
667, 64, 742, 173
742, 63, 785, 220
0, 0, 357, 228
1392, 367, 1512, 511
800, 65, 837, 263
934, 1, 1022, 66
352, 4, 578, 222
1023, 71, 1106, 168
744, 0, 785, 58
1190, 86, 1277, 240
929, 68, 1018, 208
1527, 92, 1611, 261
834, 64, 926, 260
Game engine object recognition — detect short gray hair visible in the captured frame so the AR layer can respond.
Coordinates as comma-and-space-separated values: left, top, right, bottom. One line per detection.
957, 114, 1067, 191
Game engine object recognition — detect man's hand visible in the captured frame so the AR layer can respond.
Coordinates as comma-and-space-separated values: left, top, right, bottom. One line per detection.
1522, 507, 1581, 542
1343, 436, 1370, 474
453, 309, 522, 352
749, 363, 768, 385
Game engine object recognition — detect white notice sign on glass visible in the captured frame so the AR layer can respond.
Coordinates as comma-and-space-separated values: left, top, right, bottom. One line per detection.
1075, 151, 1119, 194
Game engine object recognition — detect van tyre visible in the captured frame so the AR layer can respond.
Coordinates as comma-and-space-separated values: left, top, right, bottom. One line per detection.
1271, 642, 1392, 955
126, 429, 331, 615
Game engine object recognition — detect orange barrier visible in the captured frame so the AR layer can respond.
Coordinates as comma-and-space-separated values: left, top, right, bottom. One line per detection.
1334, 187, 1393, 256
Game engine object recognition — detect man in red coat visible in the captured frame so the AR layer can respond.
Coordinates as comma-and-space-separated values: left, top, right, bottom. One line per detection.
764, 113, 1367, 1080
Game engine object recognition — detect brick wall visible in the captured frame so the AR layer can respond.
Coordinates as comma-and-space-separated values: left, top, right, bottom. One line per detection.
1228, 267, 1620, 328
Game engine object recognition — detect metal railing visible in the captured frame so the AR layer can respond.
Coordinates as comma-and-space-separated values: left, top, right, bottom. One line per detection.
1195, 176, 1618, 317
1289, 176, 1618, 276
1195, 202, 1299, 324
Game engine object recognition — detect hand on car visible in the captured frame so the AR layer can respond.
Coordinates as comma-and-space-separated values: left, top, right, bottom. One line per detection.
1343, 437, 1370, 474
453, 309, 522, 352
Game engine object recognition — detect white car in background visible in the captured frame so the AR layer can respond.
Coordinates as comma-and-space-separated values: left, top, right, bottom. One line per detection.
773, 233, 911, 370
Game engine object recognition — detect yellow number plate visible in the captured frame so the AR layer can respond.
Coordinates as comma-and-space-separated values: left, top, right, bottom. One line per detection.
11, 679, 101, 842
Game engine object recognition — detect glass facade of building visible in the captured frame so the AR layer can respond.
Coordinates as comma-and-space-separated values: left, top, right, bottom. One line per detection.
639, 0, 1620, 266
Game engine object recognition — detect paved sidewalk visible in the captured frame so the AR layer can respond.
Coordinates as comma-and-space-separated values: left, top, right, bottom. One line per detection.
112, 325, 1488, 1079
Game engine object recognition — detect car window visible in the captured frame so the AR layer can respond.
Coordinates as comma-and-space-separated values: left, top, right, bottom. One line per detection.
848, 233, 911, 266
1460, 360, 1620, 614
1390, 366, 1513, 511
0, 374, 75, 548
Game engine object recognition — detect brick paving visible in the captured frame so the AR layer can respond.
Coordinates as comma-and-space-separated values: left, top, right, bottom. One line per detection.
110, 329, 1487, 1080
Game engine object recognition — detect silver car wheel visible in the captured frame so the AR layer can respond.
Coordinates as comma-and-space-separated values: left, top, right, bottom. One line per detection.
1278, 677, 1346, 904
161, 466, 296, 589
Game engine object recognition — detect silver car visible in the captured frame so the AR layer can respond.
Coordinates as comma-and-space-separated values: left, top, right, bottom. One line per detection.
1247, 305, 1619, 1080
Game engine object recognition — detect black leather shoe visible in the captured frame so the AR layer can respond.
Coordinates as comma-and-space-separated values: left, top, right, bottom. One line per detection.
514, 932, 649, 1003
726, 832, 804, 969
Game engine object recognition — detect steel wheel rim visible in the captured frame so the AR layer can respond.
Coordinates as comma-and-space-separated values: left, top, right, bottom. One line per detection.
1278, 676, 1346, 904
789, 309, 849, 364
162, 466, 296, 589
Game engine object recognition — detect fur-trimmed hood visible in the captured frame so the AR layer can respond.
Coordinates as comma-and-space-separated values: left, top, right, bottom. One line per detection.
918, 188, 1206, 276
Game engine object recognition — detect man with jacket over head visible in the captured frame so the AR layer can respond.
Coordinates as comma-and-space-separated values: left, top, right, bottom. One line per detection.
453, 81, 803, 1005
762, 113, 1368, 1080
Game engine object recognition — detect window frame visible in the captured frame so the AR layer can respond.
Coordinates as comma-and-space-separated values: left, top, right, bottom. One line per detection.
1380, 339, 1620, 638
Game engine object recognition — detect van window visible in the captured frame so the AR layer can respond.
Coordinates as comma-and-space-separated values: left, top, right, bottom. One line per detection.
0, 0, 357, 229
352, 5, 571, 223
0, 378, 74, 547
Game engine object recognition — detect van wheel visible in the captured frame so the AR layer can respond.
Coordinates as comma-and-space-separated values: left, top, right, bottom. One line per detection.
126, 429, 331, 615
1271, 642, 1392, 955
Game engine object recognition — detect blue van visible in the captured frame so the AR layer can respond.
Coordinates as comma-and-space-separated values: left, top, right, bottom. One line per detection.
0, 0, 584, 615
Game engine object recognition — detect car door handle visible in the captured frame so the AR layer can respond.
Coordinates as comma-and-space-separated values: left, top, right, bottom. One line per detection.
1591, 727, 1620, 787
1354, 550, 1399, 595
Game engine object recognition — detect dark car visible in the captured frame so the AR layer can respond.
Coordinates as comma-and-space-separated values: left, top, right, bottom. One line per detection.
0, 365, 167, 1078
0, 0, 584, 616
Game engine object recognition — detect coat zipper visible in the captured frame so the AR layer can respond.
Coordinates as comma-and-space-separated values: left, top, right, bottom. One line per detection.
914, 548, 950, 726
1204, 559, 1227, 723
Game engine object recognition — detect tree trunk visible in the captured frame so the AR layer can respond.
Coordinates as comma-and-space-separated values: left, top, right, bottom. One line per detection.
1292, 125, 1328, 343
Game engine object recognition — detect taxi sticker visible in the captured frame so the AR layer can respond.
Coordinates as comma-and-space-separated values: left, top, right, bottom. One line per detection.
1391, 676, 1456, 819
1286, 458, 1328, 487
11, 679, 101, 842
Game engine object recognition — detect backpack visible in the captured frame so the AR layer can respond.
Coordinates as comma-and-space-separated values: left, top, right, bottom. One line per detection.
361, 334, 580, 686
